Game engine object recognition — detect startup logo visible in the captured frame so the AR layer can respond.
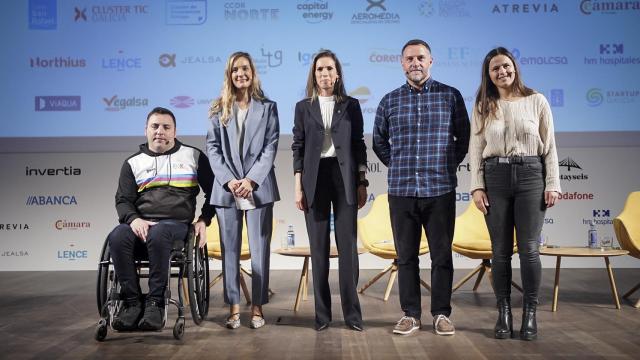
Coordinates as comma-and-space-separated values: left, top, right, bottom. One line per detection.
586, 88, 639, 106
73, 4, 150, 23
419, 0, 471, 17
224, 2, 280, 21
491, 2, 559, 13
103, 95, 149, 111
580, 0, 640, 15
29, 0, 57, 30
297, 0, 333, 23
26, 195, 78, 206
584, 43, 640, 66
26, 166, 81, 176
582, 209, 613, 226
30, 56, 86, 68
511, 48, 568, 65
352, 0, 401, 24
166, 0, 207, 25
55, 220, 91, 231
101, 50, 142, 71
0, 223, 30, 231
35, 96, 81, 111
558, 157, 589, 182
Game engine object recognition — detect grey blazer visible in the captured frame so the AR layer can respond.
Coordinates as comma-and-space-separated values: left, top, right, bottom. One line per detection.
291, 96, 367, 207
206, 99, 280, 207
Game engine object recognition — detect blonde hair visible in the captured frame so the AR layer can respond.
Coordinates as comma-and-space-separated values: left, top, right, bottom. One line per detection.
208, 52, 266, 126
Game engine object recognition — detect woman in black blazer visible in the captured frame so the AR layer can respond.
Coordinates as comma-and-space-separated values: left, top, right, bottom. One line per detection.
291, 49, 368, 331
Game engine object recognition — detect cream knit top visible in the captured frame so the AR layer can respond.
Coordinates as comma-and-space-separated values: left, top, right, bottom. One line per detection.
469, 93, 561, 193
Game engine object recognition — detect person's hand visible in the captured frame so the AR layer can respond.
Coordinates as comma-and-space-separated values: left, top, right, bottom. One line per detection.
357, 185, 367, 209
295, 187, 307, 211
235, 178, 255, 199
545, 191, 559, 208
227, 179, 241, 193
472, 190, 490, 215
195, 219, 207, 248
130, 218, 157, 241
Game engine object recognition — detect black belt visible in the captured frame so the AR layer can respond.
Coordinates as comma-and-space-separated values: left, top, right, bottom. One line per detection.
485, 156, 541, 164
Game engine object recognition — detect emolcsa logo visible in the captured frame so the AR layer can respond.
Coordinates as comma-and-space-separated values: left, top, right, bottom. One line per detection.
55, 220, 91, 230
26, 195, 78, 206
103, 95, 149, 111
558, 157, 589, 182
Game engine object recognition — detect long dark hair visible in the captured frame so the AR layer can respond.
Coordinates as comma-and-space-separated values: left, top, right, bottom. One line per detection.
305, 49, 347, 103
474, 47, 534, 133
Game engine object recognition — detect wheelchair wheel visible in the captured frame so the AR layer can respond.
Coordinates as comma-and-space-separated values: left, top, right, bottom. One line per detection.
173, 318, 185, 340
96, 238, 111, 314
187, 239, 210, 325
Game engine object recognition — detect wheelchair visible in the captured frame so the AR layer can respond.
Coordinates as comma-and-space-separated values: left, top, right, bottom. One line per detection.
95, 225, 210, 341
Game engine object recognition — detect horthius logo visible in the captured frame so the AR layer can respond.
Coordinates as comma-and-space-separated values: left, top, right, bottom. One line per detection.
26, 195, 78, 206
30, 56, 86, 68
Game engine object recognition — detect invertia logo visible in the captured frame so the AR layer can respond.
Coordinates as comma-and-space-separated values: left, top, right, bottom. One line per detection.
0, 223, 30, 231
55, 220, 91, 230
103, 95, 149, 111
26, 195, 78, 206
30, 56, 86, 68
25, 166, 81, 176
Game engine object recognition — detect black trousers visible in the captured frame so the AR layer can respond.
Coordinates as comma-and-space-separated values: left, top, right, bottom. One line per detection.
108, 220, 189, 303
483, 157, 546, 305
389, 191, 455, 320
304, 157, 362, 327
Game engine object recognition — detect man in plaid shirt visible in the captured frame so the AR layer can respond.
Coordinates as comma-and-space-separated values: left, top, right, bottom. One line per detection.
373, 39, 470, 336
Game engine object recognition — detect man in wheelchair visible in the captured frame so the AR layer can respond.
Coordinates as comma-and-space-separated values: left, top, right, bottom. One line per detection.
108, 106, 214, 331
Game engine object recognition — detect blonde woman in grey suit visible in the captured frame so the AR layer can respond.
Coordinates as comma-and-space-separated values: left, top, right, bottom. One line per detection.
206, 51, 280, 330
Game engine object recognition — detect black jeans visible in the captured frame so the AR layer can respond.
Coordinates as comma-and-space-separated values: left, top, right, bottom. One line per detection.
305, 157, 362, 327
483, 157, 546, 305
389, 192, 455, 320
108, 220, 189, 303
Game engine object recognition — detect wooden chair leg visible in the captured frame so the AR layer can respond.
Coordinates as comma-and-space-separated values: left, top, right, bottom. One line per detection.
472, 265, 487, 291
208, 272, 223, 289
383, 264, 398, 302
511, 281, 523, 292
420, 279, 431, 293
359, 261, 395, 294
452, 263, 483, 292
622, 281, 640, 299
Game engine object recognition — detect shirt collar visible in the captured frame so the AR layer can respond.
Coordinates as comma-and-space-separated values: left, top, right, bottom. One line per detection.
404, 77, 434, 93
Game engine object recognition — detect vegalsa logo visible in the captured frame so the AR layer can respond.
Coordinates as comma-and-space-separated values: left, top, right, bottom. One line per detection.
2, 250, 29, 257
103, 95, 149, 111
26, 195, 78, 206
55, 220, 91, 230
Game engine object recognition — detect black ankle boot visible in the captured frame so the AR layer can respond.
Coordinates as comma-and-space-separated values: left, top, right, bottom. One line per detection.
520, 302, 537, 341
494, 298, 513, 339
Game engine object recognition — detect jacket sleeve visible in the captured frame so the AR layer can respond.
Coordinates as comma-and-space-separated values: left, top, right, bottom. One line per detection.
206, 115, 237, 191
196, 151, 215, 226
245, 102, 280, 186
291, 101, 305, 174
349, 98, 367, 170
115, 160, 140, 224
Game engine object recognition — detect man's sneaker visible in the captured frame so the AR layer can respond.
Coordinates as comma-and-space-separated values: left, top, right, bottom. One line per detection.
112, 300, 142, 331
393, 316, 421, 335
433, 315, 455, 336
138, 300, 164, 331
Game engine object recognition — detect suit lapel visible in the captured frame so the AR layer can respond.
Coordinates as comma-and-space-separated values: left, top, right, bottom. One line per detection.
309, 100, 324, 129
225, 106, 243, 176
331, 100, 348, 129
242, 99, 265, 160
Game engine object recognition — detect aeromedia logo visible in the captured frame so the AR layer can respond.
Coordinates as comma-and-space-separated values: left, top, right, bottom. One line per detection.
25, 166, 81, 176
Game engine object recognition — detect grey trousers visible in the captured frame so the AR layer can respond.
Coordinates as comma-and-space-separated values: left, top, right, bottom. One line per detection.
216, 204, 273, 306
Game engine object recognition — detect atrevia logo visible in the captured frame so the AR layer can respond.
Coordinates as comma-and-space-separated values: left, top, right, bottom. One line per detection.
559, 157, 589, 182
57, 247, 88, 261
580, 0, 640, 15
101, 50, 142, 71
0, 224, 30, 231
170, 96, 195, 109
352, 0, 401, 25
224, 1, 280, 21
103, 95, 149, 111
511, 48, 568, 65
586, 88, 603, 106
35, 96, 81, 111
491, 2, 559, 13
26, 166, 81, 176
55, 220, 91, 231
29, 0, 57, 30
26, 195, 78, 206
30, 56, 86, 68
166, 0, 207, 25
297, 0, 333, 23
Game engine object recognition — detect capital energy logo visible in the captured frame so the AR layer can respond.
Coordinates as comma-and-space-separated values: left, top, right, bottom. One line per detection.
25, 166, 81, 176
166, 0, 207, 25
580, 0, 640, 15
170, 96, 195, 109
30, 56, 86, 68
73, 4, 150, 23
224, 1, 280, 21
491, 2, 559, 14
55, 220, 91, 230
26, 195, 78, 206
511, 48, 568, 65
103, 95, 149, 111
352, 0, 400, 24
101, 50, 142, 71
297, 0, 333, 23
35, 96, 81, 111
0, 223, 30, 231
29, 0, 57, 30
559, 157, 589, 182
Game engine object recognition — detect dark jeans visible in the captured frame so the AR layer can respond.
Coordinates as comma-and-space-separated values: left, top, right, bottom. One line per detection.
305, 157, 362, 327
108, 220, 189, 303
483, 157, 546, 305
389, 191, 455, 320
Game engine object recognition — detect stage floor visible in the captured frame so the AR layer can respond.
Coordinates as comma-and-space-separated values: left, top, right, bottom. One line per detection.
1, 269, 639, 359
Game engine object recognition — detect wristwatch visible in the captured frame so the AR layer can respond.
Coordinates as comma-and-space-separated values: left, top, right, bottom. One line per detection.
358, 179, 369, 187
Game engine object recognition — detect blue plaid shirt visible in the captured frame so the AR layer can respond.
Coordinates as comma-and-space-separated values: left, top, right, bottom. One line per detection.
373, 78, 470, 198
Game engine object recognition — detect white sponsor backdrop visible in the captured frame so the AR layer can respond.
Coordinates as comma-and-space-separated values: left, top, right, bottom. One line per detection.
0, 136, 639, 271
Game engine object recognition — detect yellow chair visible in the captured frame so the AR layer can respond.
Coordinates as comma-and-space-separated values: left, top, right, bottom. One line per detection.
357, 194, 431, 301
613, 191, 640, 308
206, 216, 253, 305
452, 203, 522, 293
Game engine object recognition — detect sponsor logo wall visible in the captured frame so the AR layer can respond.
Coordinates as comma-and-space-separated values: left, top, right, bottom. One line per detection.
1, 144, 638, 270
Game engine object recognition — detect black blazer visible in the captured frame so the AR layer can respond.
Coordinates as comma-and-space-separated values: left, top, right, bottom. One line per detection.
292, 96, 367, 207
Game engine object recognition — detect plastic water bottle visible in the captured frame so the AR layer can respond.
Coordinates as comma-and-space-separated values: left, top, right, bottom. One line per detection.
588, 221, 598, 249
287, 225, 295, 248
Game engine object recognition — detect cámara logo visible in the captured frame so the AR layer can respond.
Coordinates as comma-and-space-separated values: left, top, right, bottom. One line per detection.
580, 0, 640, 15
55, 220, 91, 230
